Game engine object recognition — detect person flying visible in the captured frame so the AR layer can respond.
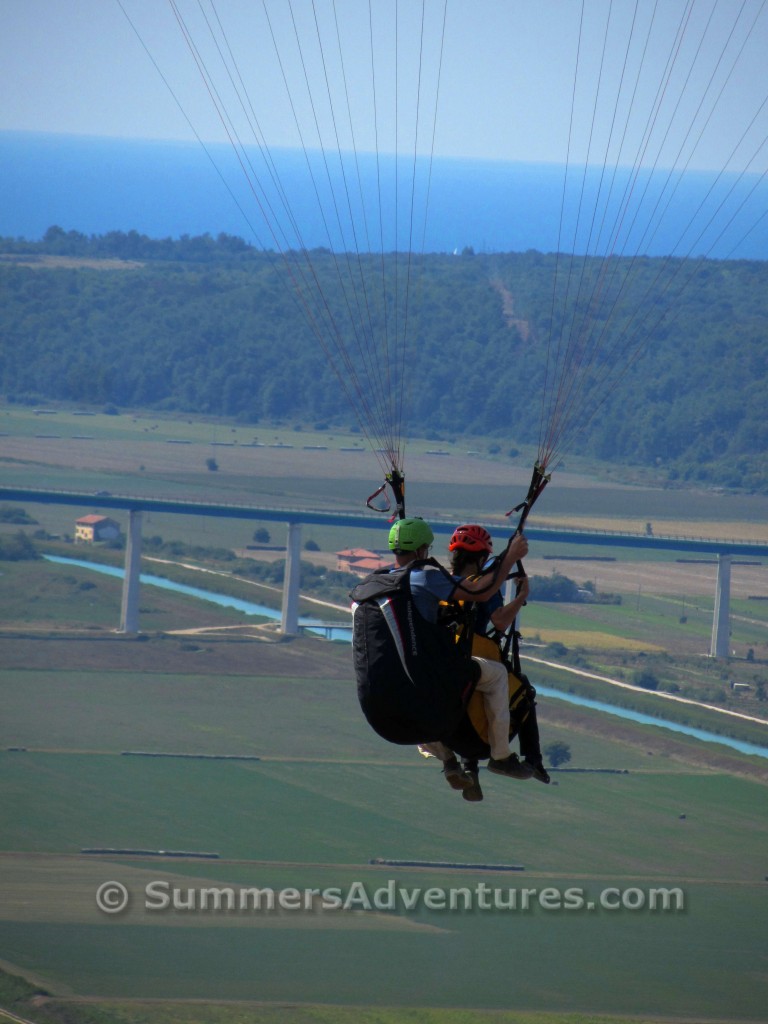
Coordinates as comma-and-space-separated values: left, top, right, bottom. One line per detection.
448, 523, 551, 795
388, 517, 534, 791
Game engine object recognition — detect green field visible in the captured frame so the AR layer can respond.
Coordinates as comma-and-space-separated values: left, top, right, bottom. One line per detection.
1, 633, 767, 1024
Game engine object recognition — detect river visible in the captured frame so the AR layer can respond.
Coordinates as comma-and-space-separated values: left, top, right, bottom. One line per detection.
45, 555, 768, 760
46, 554, 350, 637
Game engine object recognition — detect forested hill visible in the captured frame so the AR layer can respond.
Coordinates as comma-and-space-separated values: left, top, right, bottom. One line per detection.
1, 228, 766, 492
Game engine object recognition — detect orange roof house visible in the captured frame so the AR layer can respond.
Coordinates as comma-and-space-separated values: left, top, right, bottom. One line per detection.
336, 547, 378, 570
336, 548, 389, 576
75, 514, 121, 543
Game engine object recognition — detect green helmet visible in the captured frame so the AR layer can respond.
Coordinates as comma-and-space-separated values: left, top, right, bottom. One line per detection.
388, 517, 434, 553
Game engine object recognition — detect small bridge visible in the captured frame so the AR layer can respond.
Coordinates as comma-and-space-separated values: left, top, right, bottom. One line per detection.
297, 622, 351, 639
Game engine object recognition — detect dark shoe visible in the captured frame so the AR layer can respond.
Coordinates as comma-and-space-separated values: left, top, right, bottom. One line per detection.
487, 753, 534, 780
525, 760, 551, 784
442, 756, 473, 791
461, 768, 484, 802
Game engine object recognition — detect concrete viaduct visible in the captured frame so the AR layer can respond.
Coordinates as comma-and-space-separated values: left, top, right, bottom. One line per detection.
2, 485, 766, 658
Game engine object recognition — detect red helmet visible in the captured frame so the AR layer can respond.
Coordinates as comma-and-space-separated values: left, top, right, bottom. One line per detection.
449, 524, 493, 554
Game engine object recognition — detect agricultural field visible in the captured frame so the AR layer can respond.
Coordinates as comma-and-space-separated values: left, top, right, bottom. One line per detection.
3, 401, 768, 528
1, 402, 768, 1022
0, 628, 767, 1024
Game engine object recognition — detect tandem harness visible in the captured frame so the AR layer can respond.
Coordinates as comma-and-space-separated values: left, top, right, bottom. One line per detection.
350, 558, 479, 746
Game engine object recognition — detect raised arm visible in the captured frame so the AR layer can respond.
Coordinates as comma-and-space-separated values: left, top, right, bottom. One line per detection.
489, 575, 530, 632
452, 533, 529, 603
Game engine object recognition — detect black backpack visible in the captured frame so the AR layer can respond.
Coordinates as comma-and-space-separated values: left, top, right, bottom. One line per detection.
350, 559, 479, 745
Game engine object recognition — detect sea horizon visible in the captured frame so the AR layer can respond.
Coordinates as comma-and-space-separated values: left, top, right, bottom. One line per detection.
2, 129, 767, 261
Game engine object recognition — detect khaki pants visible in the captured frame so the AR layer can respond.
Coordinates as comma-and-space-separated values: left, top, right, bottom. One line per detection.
471, 656, 512, 760
419, 655, 511, 764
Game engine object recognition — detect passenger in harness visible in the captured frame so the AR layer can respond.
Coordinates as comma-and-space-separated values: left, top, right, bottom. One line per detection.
386, 518, 534, 791
448, 524, 551, 801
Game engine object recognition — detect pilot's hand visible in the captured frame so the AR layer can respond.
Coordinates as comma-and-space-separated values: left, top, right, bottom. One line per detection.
508, 532, 529, 562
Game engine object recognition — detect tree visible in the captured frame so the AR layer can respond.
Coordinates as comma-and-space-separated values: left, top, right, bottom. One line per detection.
253, 527, 271, 544
529, 572, 582, 602
635, 670, 659, 691
205, 457, 219, 472
0, 506, 37, 525
0, 531, 39, 561
545, 641, 569, 658
544, 741, 571, 768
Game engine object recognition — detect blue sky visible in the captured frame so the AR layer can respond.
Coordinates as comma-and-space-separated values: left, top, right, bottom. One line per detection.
2, 0, 767, 174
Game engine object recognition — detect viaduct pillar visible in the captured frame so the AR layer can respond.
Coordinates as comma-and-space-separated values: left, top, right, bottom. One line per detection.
119, 509, 143, 634
710, 553, 732, 659
281, 521, 302, 635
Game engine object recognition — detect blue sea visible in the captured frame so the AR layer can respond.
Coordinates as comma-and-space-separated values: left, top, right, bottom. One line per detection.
2, 130, 767, 259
